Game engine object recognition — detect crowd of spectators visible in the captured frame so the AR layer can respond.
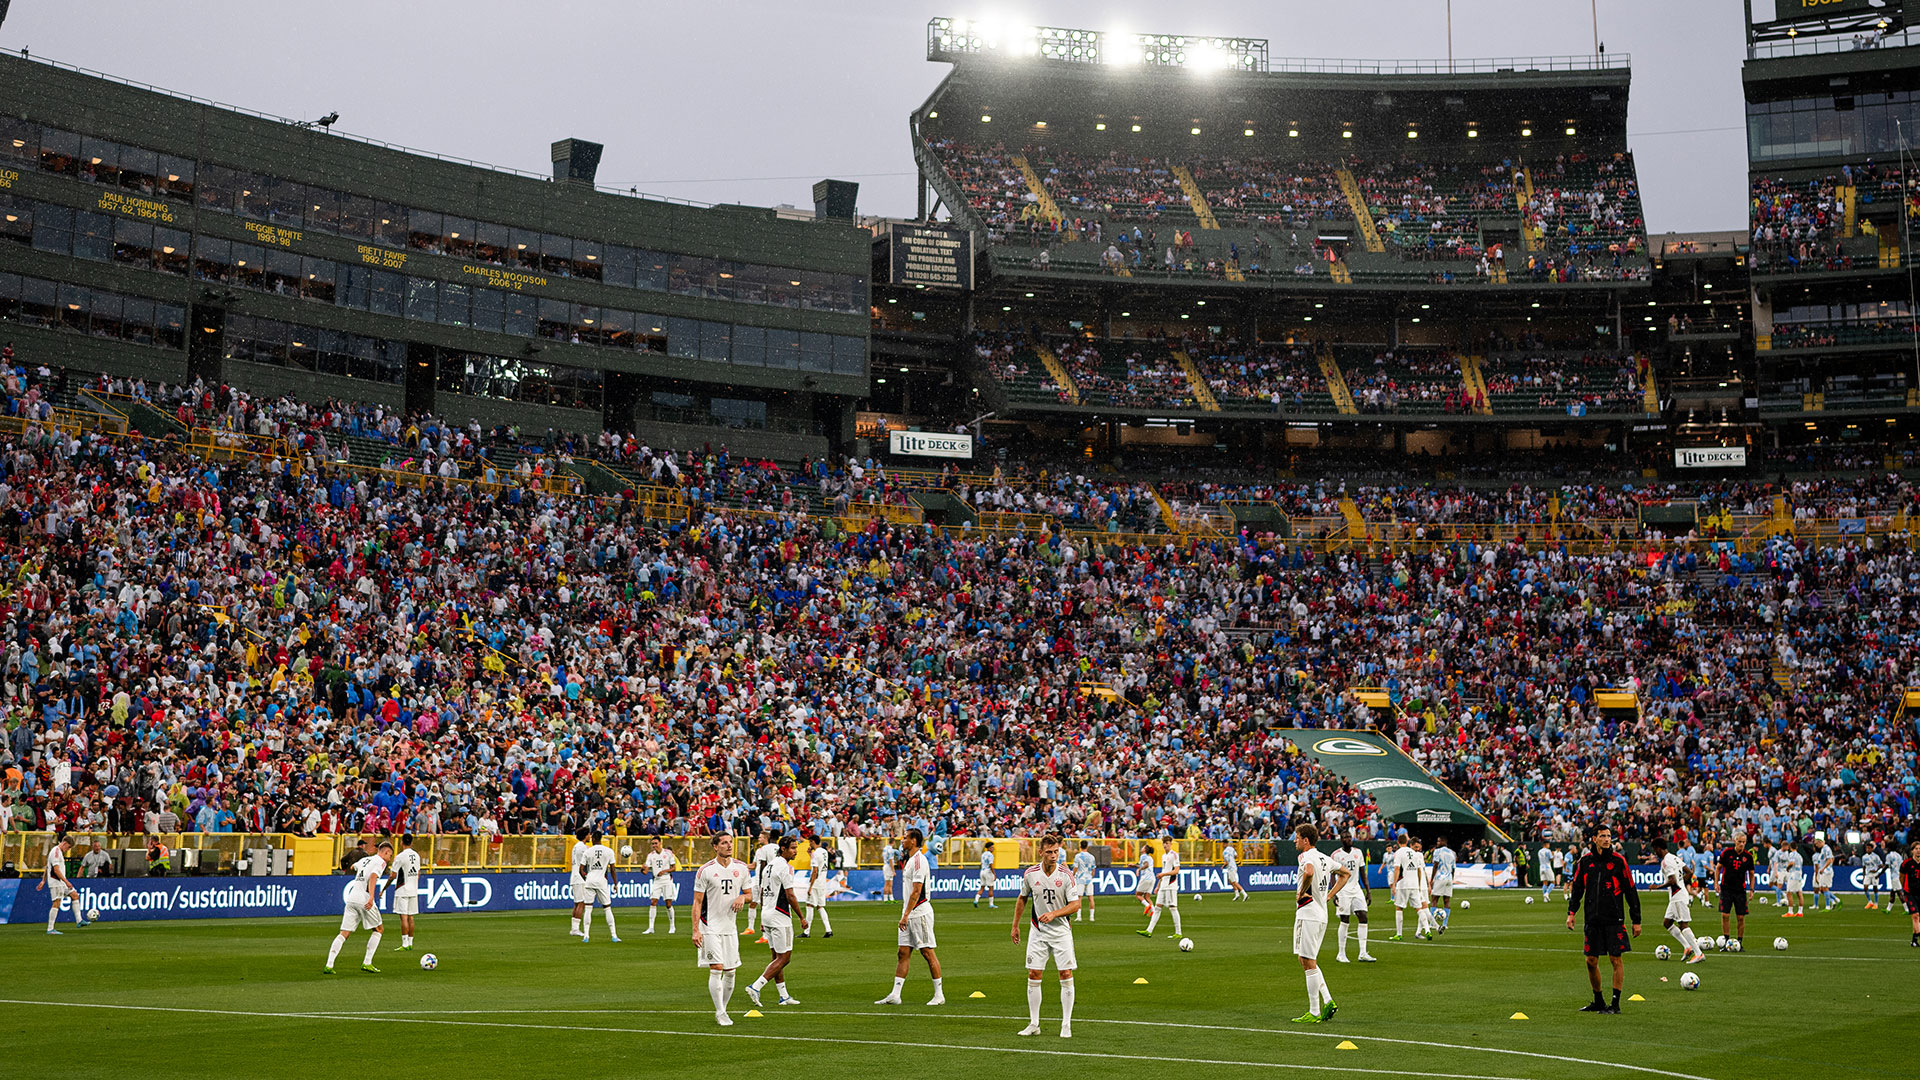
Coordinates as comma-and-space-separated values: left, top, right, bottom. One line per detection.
1, 347, 1914, 861
1480, 352, 1643, 414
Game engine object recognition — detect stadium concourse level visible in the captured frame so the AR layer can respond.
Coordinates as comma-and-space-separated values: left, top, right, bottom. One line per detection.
1748, 163, 1910, 274
975, 332, 1647, 416
0, 351, 1916, 866
926, 139, 1650, 283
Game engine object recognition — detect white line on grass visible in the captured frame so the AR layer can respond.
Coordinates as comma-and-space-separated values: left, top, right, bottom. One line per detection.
1367, 938, 1904, 962
0, 999, 1537, 1080
133, 1002, 1722, 1080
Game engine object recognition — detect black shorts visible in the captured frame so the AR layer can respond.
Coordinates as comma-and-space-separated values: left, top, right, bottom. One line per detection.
1583, 924, 1631, 957
1719, 890, 1748, 916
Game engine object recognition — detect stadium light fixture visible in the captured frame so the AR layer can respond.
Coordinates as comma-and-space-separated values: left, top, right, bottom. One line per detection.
1341, 130, 1353, 139
1131, 124, 1142, 132
1244, 128, 1254, 136
1096, 122, 1107, 130
1288, 129, 1299, 138
981, 114, 991, 123
1407, 129, 1418, 139
1191, 126, 1202, 135
1521, 127, 1533, 137
1034, 121, 1047, 128
1467, 129, 1479, 138
928, 111, 938, 118
1565, 126, 1577, 135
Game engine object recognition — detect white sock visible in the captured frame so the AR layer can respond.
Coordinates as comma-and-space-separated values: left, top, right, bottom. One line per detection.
1305, 971, 1321, 1013
778, 980, 793, 1001
818, 907, 832, 933
751, 976, 767, 992
668, 908, 676, 932
709, 969, 726, 1012
931, 977, 943, 997
1670, 925, 1689, 952
1027, 977, 1043, 1026
326, 935, 346, 967
1395, 909, 1404, 936
571, 916, 581, 934
1358, 924, 1369, 953
1059, 979, 1074, 1025
648, 907, 657, 930
363, 931, 382, 966
891, 976, 906, 997
401, 934, 412, 948
746, 908, 757, 930
1338, 921, 1349, 957
47, 906, 58, 932
603, 906, 617, 936
1145, 908, 1161, 933
1171, 909, 1182, 935
722, 970, 735, 1010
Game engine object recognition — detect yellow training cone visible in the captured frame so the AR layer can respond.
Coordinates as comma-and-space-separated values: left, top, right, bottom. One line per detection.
1335, 1041, 1359, 1050
744, 1010, 763, 1018
1628, 994, 1645, 1002
969, 991, 986, 999
1133, 977, 1149, 984
1510, 1012, 1529, 1020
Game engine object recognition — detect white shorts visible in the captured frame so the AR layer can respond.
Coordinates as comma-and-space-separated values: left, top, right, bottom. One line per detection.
1292, 916, 1327, 960
340, 902, 383, 933
393, 893, 419, 916
581, 881, 611, 906
1431, 880, 1454, 897
898, 905, 937, 950
1540, 871, 1557, 885
46, 881, 76, 903
1392, 884, 1419, 908
1813, 871, 1833, 889
1155, 883, 1179, 907
807, 879, 834, 904
652, 878, 676, 902
1024, 931, 1077, 971
978, 871, 995, 890
1075, 875, 1093, 897
696, 931, 741, 970
1787, 872, 1805, 892
1225, 864, 1239, 883
1663, 894, 1693, 923
570, 881, 588, 903
761, 914, 794, 953
1335, 891, 1369, 917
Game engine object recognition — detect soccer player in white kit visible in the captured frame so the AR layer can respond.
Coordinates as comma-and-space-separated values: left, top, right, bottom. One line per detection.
1430, 836, 1457, 933
1072, 840, 1097, 921
1768, 842, 1791, 907
1888, 846, 1908, 914
1784, 845, 1806, 917
1387, 835, 1422, 940
37, 834, 87, 933
644, 836, 679, 934
1861, 844, 1886, 910
579, 831, 620, 943
691, 832, 751, 1026
1140, 838, 1183, 939
802, 836, 838, 938
1133, 843, 1157, 921
1225, 839, 1249, 900
1290, 824, 1352, 1024
391, 833, 423, 950
974, 840, 998, 909
1332, 833, 1374, 963
326, 839, 391, 974
876, 827, 944, 1006
567, 827, 591, 937
1537, 840, 1558, 901
1653, 837, 1704, 963
746, 833, 803, 1007
1409, 838, 1438, 938
1812, 839, 1837, 911
748, 828, 778, 939
1012, 833, 1082, 1038
881, 840, 900, 903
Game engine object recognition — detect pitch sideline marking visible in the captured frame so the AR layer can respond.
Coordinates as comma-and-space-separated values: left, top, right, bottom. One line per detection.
0, 999, 1540, 1080
1366, 937, 1903, 962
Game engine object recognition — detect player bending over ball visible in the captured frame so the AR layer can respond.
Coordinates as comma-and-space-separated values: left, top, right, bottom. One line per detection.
326, 840, 391, 974
1012, 833, 1082, 1038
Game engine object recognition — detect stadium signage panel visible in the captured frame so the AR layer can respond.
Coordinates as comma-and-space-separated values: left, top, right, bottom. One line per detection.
462, 264, 549, 290
889, 225, 974, 290
0, 168, 17, 189
1763, 0, 1892, 26
1674, 446, 1747, 469
357, 244, 408, 269
889, 430, 974, 459
1273, 729, 1490, 828
99, 190, 177, 224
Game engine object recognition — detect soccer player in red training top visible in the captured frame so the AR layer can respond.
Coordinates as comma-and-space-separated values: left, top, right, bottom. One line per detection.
1566, 824, 1641, 1013
1903, 840, 1920, 947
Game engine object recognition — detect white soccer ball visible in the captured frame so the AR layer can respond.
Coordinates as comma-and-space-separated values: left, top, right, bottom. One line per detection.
619, 845, 634, 858
87, 909, 101, 923
1654, 944, 1672, 960
420, 953, 439, 970
1712, 935, 1728, 951
1679, 972, 1700, 990
1460, 899, 1471, 909
1177, 937, 1194, 952
1726, 938, 1743, 953
1757, 896, 1770, 905
1773, 937, 1788, 951
1525, 896, 1535, 905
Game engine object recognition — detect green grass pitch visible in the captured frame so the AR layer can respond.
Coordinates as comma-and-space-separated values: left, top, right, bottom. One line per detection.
2, 891, 1912, 1079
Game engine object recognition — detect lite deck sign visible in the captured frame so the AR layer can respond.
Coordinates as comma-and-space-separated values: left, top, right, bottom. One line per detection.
889, 430, 974, 459
1674, 446, 1747, 469
890, 225, 974, 290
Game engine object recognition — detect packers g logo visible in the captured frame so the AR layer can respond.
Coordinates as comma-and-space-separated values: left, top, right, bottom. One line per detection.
1313, 738, 1388, 756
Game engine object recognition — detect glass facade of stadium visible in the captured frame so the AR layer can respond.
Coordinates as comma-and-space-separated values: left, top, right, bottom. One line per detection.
0, 54, 872, 460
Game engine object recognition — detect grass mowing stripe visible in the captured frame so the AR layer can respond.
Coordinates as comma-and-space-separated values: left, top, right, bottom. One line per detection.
0, 999, 1539, 1080
1365, 939, 1905, 962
